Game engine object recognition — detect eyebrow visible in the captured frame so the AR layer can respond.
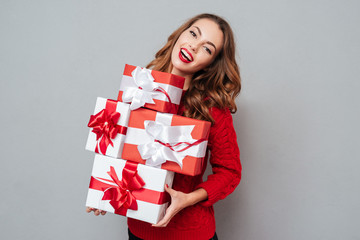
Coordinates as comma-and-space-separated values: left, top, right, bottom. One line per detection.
194, 26, 217, 52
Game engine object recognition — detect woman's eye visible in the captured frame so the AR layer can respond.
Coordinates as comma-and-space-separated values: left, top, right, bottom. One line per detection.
190, 30, 196, 38
204, 46, 212, 55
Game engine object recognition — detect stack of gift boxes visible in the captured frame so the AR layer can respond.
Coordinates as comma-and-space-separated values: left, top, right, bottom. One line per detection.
85, 64, 211, 224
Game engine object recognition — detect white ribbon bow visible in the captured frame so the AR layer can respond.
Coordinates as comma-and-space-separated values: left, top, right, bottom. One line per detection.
122, 67, 162, 110
137, 121, 196, 168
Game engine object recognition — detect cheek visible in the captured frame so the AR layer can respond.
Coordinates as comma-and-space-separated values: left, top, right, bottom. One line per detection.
176, 34, 187, 45
197, 53, 214, 67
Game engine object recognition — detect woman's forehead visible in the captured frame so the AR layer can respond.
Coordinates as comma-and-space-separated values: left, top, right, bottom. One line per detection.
189, 18, 224, 50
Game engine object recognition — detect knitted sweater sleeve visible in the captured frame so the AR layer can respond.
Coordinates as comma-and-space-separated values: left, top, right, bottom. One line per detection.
196, 107, 242, 207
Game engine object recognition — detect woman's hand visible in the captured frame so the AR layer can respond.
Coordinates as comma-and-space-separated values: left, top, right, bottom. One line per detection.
86, 207, 107, 216
152, 185, 208, 227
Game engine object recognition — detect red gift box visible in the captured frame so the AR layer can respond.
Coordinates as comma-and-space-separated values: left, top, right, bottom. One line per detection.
122, 108, 211, 176
117, 64, 185, 114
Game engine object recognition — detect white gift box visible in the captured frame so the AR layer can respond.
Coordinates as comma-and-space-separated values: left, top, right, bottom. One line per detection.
85, 154, 174, 224
85, 97, 131, 158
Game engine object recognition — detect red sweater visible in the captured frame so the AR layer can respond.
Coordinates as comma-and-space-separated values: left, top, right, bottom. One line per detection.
128, 107, 242, 240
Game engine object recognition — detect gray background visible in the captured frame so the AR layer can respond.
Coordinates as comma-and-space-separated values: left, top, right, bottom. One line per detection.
1, 0, 359, 239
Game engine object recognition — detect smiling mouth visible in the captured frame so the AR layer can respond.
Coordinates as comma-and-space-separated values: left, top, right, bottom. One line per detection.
179, 48, 193, 63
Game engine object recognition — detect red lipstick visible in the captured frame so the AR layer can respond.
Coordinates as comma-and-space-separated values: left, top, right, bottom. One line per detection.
179, 48, 193, 63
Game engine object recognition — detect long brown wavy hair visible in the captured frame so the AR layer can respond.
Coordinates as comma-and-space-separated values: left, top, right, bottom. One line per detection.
147, 13, 241, 123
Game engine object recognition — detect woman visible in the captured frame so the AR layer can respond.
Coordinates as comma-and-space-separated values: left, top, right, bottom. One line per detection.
87, 13, 242, 240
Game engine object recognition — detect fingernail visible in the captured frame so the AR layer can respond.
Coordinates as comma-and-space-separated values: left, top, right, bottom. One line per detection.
165, 184, 169, 188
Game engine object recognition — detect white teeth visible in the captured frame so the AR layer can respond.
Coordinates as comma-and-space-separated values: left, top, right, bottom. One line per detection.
181, 49, 192, 61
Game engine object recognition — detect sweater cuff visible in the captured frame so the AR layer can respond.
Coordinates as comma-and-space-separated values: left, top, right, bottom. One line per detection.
195, 182, 218, 207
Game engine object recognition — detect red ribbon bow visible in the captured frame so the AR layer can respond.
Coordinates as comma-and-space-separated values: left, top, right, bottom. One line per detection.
87, 109, 122, 154
89, 161, 170, 215
102, 164, 145, 212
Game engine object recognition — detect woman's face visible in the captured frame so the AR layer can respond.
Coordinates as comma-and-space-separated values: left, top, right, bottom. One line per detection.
171, 18, 224, 77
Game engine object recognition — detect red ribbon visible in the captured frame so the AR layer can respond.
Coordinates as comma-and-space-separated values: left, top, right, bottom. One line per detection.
89, 162, 170, 215
90, 162, 144, 214
87, 100, 127, 155
155, 87, 172, 104
154, 138, 206, 152
155, 86, 175, 113
138, 86, 175, 113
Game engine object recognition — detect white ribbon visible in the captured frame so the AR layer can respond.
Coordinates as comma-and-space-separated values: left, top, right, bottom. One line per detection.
122, 67, 162, 110
137, 121, 197, 168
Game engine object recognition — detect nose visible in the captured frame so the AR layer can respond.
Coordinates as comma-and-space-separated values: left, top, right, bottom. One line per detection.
188, 41, 199, 53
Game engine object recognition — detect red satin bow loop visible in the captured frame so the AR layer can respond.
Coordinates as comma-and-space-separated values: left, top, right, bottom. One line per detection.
102, 164, 145, 212
87, 109, 121, 154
